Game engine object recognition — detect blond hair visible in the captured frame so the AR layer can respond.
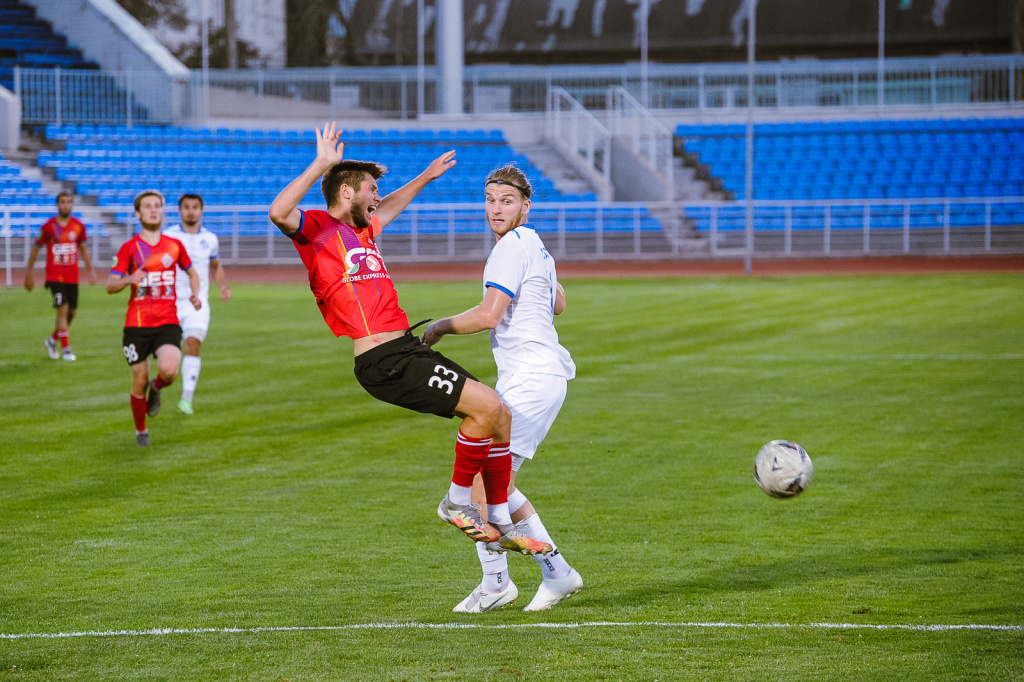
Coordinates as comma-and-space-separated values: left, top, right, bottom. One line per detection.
133, 189, 165, 212
484, 163, 532, 199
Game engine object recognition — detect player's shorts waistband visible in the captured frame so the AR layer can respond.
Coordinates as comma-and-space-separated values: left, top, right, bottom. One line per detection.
354, 328, 423, 365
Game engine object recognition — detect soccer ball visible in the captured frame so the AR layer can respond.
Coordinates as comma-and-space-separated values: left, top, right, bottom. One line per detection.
753, 440, 813, 498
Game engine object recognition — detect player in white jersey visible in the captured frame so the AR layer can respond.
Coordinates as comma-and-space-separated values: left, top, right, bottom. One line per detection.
423, 163, 582, 613
163, 194, 231, 414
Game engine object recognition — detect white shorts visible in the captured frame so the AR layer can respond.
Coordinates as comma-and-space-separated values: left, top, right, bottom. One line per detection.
176, 299, 211, 342
495, 372, 568, 462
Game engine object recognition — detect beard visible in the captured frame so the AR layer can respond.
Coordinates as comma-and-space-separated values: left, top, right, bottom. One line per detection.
351, 202, 372, 230
139, 217, 162, 232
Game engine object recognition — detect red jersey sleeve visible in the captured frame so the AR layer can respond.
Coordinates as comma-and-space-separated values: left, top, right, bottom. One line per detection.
173, 238, 193, 271
111, 239, 135, 277
35, 221, 51, 248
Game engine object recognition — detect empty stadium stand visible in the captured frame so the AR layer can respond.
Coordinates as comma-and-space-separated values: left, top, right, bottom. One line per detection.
0, 0, 98, 90
677, 118, 1024, 232
0, 151, 51, 205
37, 125, 664, 238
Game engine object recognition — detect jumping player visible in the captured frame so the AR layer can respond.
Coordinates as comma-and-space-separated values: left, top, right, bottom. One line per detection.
423, 163, 582, 613
106, 190, 200, 447
23, 192, 97, 361
267, 122, 551, 557
164, 193, 231, 415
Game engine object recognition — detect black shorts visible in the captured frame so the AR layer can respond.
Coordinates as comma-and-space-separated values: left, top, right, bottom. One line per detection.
121, 324, 182, 366
353, 331, 478, 419
45, 281, 78, 309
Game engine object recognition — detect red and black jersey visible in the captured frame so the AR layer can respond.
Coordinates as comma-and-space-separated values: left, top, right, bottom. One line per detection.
36, 216, 87, 284
111, 234, 193, 328
288, 210, 409, 339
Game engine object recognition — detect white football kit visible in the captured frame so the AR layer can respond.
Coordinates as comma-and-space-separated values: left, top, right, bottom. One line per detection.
163, 224, 219, 341
483, 224, 575, 461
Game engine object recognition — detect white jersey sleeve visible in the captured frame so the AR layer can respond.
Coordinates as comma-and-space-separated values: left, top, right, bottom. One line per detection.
482, 226, 575, 379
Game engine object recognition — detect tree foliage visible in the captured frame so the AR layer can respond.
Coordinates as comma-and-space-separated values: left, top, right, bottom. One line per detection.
116, 0, 189, 31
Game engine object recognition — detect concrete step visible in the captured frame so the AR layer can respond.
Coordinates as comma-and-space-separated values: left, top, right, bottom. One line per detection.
513, 142, 599, 197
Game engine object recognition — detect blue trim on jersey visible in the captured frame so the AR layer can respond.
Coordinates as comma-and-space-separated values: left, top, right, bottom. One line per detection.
283, 210, 306, 243
485, 281, 515, 299
209, 252, 219, 260
111, 269, 125, 277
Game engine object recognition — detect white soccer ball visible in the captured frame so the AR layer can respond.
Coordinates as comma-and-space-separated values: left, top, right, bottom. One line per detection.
753, 440, 813, 498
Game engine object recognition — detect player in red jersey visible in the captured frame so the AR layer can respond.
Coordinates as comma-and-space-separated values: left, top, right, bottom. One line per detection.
23, 192, 98, 361
269, 122, 552, 558
106, 190, 201, 447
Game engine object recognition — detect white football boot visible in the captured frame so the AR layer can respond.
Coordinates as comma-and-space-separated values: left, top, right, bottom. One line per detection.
452, 581, 518, 613
523, 569, 583, 612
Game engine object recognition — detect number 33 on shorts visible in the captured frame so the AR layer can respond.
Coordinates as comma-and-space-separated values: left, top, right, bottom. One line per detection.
429, 364, 458, 394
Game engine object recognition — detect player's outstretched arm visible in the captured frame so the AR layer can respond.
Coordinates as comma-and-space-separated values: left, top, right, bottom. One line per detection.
23, 245, 40, 291
375, 150, 456, 228
269, 122, 344, 234
422, 287, 512, 347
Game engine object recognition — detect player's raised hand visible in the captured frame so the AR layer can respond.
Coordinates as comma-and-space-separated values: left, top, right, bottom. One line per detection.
315, 122, 344, 167
128, 268, 147, 285
423, 150, 457, 181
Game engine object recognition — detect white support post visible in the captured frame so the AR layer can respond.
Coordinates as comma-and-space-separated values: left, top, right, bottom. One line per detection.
863, 204, 871, 254
943, 202, 950, 253
984, 202, 991, 252
903, 203, 910, 253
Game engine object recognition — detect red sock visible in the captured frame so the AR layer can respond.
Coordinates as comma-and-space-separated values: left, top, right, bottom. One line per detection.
153, 375, 172, 391
481, 442, 511, 505
130, 392, 147, 432
56, 329, 69, 349
452, 431, 491, 487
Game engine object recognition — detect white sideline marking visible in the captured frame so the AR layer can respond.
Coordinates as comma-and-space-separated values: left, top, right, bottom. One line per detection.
1, 621, 1020, 640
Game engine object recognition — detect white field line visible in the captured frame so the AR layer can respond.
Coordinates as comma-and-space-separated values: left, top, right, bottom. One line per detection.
1, 621, 1020, 640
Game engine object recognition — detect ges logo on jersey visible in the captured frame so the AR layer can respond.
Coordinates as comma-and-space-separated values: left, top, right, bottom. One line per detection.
344, 247, 383, 276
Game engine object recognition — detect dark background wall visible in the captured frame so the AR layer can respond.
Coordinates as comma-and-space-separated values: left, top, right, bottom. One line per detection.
298, 0, 1012, 67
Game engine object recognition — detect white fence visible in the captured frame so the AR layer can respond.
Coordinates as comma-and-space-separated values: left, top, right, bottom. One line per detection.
4, 198, 1023, 287
15, 55, 1024, 127
546, 87, 612, 201
607, 86, 675, 196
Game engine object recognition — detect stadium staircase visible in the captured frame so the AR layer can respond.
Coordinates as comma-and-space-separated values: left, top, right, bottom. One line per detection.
676, 118, 1024, 232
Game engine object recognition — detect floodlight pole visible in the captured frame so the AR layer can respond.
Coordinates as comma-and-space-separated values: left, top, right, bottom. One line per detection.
878, 0, 885, 111
640, 0, 649, 107
200, 0, 209, 124
417, 0, 425, 118
743, 0, 757, 275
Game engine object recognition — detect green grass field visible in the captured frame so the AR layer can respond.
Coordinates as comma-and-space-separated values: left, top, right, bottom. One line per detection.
1, 272, 1022, 681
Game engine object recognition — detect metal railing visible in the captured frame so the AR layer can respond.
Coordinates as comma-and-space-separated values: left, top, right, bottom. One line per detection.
546, 87, 612, 201
607, 86, 674, 196
4, 197, 1022, 287
685, 196, 1024, 257
14, 67, 188, 126
14, 55, 1024, 127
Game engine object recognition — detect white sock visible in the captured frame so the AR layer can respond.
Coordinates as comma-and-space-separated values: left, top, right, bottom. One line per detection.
447, 483, 472, 506
487, 502, 512, 528
507, 488, 528, 515
181, 355, 201, 401
518, 514, 572, 580
476, 542, 510, 592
